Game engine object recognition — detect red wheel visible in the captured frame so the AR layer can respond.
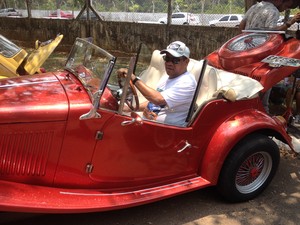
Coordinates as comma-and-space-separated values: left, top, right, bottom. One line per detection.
218, 33, 284, 70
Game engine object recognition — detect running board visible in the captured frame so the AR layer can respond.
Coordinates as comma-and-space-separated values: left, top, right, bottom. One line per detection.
0, 176, 211, 213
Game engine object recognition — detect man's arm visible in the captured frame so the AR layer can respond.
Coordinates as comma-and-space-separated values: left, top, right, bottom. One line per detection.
276, 13, 300, 31
131, 74, 166, 106
239, 19, 247, 32
117, 68, 166, 107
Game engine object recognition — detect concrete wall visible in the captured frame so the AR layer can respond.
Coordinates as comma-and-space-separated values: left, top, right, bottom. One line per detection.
0, 17, 241, 59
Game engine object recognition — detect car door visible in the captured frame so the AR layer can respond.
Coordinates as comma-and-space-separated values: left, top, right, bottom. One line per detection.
89, 113, 199, 188
89, 51, 201, 188
219, 15, 229, 26
229, 15, 239, 27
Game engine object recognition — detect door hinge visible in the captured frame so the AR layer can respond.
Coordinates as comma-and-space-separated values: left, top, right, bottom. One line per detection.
95, 131, 103, 140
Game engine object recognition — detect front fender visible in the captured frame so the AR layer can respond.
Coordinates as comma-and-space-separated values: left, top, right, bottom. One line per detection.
200, 110, 290, 184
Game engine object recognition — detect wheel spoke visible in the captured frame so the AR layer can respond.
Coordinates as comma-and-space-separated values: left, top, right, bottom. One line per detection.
235, 152, 272, 194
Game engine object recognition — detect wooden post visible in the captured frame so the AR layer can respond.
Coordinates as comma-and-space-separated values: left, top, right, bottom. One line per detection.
25, 0, 32, 18
167, 0, 172, 25
76, 0, 103, 21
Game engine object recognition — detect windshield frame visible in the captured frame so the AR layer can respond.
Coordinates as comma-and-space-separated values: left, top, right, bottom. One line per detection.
65, 37, 116, 100
0, 34, 22, 58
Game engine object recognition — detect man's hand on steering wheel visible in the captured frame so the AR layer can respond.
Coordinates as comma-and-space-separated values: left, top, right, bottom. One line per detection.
117, 68, 128, 88
116, 68, 140, 111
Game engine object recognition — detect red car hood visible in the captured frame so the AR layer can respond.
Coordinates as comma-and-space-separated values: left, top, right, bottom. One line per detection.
0, 73, 68, 124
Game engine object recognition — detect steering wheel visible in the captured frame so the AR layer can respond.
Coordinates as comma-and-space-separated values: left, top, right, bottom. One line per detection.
117, 75, 140, 111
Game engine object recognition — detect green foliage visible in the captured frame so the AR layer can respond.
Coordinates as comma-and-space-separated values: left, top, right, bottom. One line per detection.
205, 3, 244, 14
92, 2, 106, 12
129, 4, 140, 12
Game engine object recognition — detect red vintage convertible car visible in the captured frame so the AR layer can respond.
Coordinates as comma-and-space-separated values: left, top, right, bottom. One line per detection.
0, 31, 299, 213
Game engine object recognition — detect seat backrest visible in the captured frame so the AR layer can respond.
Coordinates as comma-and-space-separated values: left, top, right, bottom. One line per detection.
138, 50, 166, 103
195, 63, 218, 106
187, 59, 218, 106
139, 50, 165, 88
186, 64, 219, 126
187, 58, 203, 81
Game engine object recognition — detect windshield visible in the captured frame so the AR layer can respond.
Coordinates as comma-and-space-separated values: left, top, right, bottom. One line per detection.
0, 35, 22, 58
65, 38, 116, 99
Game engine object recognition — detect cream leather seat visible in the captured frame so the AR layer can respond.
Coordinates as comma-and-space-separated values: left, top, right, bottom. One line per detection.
136, 50, 263, 126
138, 50, 165, 103
187, 59, 218, 107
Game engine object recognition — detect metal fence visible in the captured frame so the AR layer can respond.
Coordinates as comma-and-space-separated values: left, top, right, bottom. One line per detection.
4, 0, 246, 14
1, 0, 246, 26
0, 0, 297, 28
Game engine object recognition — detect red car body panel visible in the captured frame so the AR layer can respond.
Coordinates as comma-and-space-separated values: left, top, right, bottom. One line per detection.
0, 96, 289, 213
206, 32, 300, 91
200, 106, 291, 184
0, 73, 68, 123
0, 176, 211, 213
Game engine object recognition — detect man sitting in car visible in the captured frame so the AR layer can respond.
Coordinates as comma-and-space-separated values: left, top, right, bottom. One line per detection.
118, 41, 196, 126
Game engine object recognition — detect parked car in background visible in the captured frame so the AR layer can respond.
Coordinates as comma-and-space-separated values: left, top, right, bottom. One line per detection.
209, 14, 243, 27
158, 12, 200, 25
48, 10, 74, 19
0, 8, 22, 17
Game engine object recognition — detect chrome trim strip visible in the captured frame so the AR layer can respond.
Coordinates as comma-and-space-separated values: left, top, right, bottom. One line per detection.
0, 79, 57, 89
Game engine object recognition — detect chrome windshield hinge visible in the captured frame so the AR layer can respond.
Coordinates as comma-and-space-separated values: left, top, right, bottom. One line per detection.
95, 131, 103, 140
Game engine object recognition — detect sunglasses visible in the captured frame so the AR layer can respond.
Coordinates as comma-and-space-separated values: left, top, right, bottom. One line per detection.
162, 55, 183, 64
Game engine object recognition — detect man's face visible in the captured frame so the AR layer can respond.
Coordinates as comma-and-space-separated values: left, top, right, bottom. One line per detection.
163, 53, 189, 78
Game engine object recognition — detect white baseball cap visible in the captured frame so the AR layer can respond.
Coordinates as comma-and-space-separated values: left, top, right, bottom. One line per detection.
160, 41, 190, 58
